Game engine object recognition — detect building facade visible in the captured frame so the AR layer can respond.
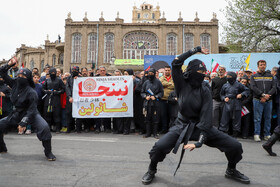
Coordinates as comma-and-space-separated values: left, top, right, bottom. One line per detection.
15, 3, 219, 73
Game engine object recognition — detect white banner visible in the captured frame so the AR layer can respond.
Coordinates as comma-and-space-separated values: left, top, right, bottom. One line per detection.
72, 76, 133, 118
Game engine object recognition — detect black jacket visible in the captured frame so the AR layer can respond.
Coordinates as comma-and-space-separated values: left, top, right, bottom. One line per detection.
141, 78, 164, 100
250, 71, 276, 100
0, 83, 12, 113
211, 76, 227, 101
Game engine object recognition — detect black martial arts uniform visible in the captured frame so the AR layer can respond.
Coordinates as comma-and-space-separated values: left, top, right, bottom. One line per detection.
219, 72, 249, 136
42, 68, 65, 132
141, 68, 164, 138
142, 47, 250, 185
0, 64, 55, 161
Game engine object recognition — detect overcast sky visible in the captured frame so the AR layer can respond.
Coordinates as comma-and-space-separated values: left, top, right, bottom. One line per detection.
0, 0, 228, 60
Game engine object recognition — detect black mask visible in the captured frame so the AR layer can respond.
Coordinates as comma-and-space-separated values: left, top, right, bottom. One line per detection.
0, 80, 4, 86
227, 77, 236, 85
50, 73, 56, 80
17, 77, 29, 90
148, 74, 155, 81
72, 71, 79, 77
188, 71, 205, 88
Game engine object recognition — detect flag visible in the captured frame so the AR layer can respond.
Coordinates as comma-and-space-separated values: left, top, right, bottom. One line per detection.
211, 59, 219, 73
21, 62, 24, 68
245, 54, 251, 70
241, 106, 250, 117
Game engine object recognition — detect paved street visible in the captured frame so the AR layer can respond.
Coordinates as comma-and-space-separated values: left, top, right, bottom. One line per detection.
0, 132, 280, 187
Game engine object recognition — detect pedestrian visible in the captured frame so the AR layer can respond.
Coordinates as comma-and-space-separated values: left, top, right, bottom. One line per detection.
142, 46, 250, 185
250, 60, 276, 141
0, 58, 56, 161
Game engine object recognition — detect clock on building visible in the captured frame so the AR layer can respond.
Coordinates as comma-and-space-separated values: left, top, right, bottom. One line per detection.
143, 13, 149, 19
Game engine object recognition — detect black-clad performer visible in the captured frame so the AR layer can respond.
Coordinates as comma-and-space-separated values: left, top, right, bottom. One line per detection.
0, 58, 56, 161
141, 47, 250, 185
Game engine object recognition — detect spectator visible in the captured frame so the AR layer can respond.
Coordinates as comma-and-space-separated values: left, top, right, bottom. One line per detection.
159, 66, 174, 134
114, 69, 122, 76
33, 73, 44, 115
210, 72, 218, 80
244, 69, 253, 83
42, 68, 65, 133
81, 67, 88, 77
95, 66, 111, 133
32, 68, 39, 74
0, 75, 12, 119
56, 68, 62, 78
237, 70, 245, 82
219, 72, 249, 137
251, 60, 276, 142
8, 60, 19, 78
211, 65, 227, 128
167, 90, 179, 127
204, 74, 211, 87
60, 77, 68, 133
141, 68, 164, 139
240, 76, 253, 139
140, 71, 145, 78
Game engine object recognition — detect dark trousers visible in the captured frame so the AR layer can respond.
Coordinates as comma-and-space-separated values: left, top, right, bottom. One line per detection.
241, 114, 250, 137
219, 109, 241, 133
159, 100, 171, 132
66, 100, 75, 131
149, 119, 243, 166
95, 118, 111, 131
0, 113, 52, 148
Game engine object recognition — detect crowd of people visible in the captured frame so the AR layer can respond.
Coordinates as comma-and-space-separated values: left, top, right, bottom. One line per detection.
0, 57, 279, 144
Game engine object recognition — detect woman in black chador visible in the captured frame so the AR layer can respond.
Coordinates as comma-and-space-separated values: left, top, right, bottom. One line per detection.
0, 58, 56, 161
141, 47, 250, 185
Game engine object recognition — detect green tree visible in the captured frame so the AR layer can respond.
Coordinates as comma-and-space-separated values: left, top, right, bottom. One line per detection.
224, 0, 280, 52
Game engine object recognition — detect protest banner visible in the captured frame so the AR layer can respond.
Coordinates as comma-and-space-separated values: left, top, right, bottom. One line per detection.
72, 76, 133, 118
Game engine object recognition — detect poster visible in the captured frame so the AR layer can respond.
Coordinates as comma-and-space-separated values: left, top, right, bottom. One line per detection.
72, 76, 133, 118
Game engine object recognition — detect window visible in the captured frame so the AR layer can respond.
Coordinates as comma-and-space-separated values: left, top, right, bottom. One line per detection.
104, 33, 114, 63
52, 54, 56, 66
166, 33, 177, 55
59, 53, 64, 65
71, 33, 82, 63
123, 31, 158, 59
87, 33, 97, 64
152, 13, 155, 19
200, 34, 211, 51
184, 33, 194, 52
40, 60, 44, 73
30, 60, 34, 70
138, 13, 140, 19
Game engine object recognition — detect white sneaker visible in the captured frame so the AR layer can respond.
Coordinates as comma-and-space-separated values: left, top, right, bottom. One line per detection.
25, 130, 31, 135
254, 135, 261, 142
264, 135, 271, 141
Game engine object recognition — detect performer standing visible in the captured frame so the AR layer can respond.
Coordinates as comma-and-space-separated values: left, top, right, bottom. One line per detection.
0, 58, 56, 161
141, 47, 250, 185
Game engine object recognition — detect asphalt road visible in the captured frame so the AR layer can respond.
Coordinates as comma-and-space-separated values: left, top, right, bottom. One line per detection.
0, 132, 280, 187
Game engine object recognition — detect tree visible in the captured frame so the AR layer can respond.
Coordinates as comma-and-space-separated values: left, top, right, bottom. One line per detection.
224, 0, 280, 52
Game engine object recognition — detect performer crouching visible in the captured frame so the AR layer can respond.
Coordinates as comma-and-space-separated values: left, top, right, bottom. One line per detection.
0, 58, 56, 161
141, 46, 250, 185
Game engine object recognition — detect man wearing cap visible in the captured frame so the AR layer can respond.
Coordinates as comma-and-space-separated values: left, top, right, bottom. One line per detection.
141, 68, 164, 139
42, 67, 65, 133
141, 46, 250, 185
244, 69, 253, 84
0, 58, 56, 161
219, 72, 249, 137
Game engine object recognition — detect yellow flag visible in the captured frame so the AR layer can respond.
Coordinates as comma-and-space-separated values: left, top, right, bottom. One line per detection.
245, 54, 251, 70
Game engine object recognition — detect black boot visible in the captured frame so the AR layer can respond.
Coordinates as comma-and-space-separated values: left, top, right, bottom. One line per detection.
0, 133, 7, 153
42, 140, 56, 161
153, 124, 159, 139
143, 123, 151, 138
262, 133, 279, 156
55, 123, 61, 134
225, 168, 250, 184
142, 169, 157, 185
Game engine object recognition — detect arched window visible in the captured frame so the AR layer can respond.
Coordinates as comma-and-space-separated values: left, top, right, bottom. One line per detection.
41, 60, 44, 73
104, 33, 114, 63
52, 54, 56, 66
59, 53, 64, 65
166, 33, 177, 55
123, 31, 158, 59
200, 33, 211, 51
184, 33, 194, 52
30, 59, 34, 70
71, 33, 82, 63
87, 33, 97, 64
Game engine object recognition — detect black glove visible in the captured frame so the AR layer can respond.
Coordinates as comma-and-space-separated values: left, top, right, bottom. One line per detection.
278, 60, 280, 65
194, 133, 206, 148
18, 117, 28, 127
